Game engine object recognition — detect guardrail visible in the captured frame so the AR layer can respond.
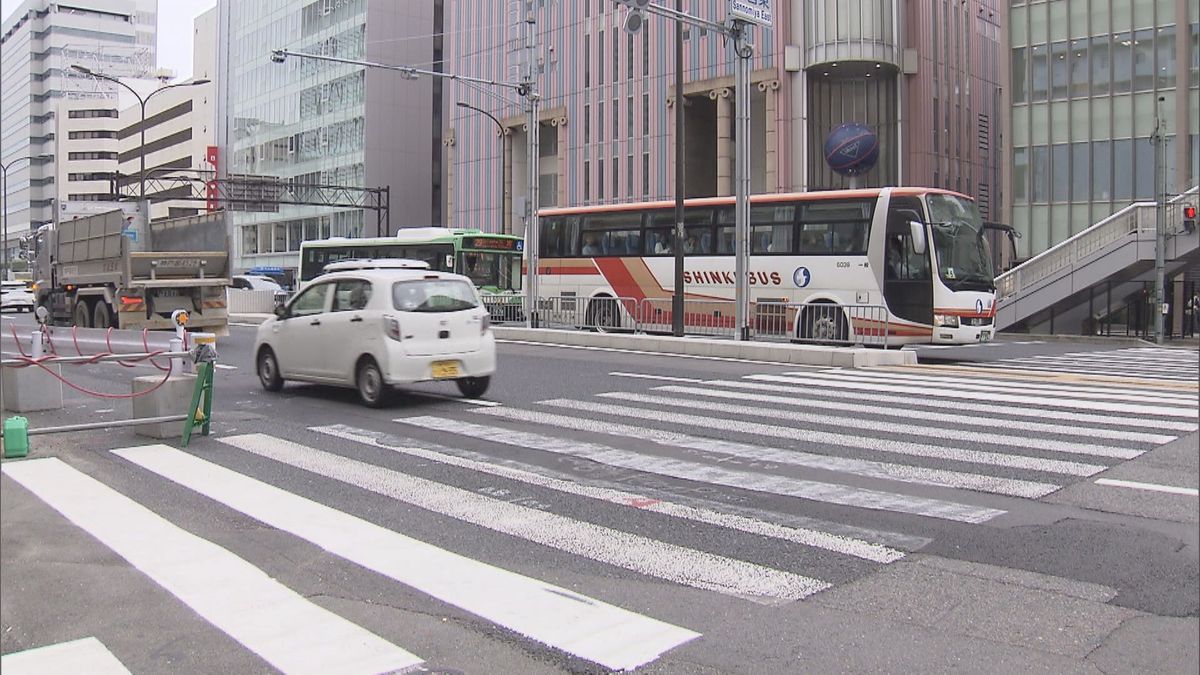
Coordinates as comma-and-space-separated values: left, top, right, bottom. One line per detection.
481, 294, 890, 347
996, 186, 1199, 302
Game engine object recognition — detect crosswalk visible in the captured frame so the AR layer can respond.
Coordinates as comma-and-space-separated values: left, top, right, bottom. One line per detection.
975, 346, 1200, 382
3, 363, 1196, 672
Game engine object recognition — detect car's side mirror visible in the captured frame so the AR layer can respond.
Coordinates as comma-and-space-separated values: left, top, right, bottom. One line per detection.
274, 304, 289, 319
909, 220, 928, 256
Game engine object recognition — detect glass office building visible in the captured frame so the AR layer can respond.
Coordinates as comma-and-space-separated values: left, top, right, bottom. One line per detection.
214, 0, 444, 274
1006, 0, 1199, 257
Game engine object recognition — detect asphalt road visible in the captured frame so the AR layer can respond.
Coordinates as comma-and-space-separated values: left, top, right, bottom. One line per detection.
2, 314, 1198, 673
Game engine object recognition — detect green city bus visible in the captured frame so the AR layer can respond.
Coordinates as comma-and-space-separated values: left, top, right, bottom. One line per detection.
299, 228, 524, 290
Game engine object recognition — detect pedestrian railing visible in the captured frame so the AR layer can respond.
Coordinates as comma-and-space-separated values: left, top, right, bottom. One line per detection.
485, 293, 889, 346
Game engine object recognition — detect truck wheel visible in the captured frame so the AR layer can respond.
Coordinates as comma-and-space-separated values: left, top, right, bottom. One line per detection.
73, 300, 92, 328
92, 301, 115, 329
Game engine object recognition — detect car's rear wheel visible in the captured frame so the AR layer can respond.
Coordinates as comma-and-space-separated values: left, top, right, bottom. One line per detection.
456, 375, 490, 399
356, 357, 389, 407
257, 348, 284, 391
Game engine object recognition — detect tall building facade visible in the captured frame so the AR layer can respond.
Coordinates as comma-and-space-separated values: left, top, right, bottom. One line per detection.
1005, 0, 1199, 257
1, 0, 157, 264
443, 0, 1003, 233
214, 0, 444, 274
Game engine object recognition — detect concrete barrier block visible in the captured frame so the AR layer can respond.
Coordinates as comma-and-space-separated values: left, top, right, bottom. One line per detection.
2, 365, 64, 412
132, 374, 197, 439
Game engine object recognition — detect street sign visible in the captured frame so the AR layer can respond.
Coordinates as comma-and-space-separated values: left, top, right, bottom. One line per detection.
729, 0, 772, 27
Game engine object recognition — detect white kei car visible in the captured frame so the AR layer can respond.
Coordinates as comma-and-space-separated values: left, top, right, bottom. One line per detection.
1, 281, 36, 313
254, 260, 496, 406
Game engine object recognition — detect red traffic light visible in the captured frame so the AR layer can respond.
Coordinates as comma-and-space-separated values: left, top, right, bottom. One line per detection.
1186, 206, 1197, 219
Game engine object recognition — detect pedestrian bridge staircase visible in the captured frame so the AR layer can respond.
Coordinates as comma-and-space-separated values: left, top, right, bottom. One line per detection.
995, 186, 1200, 334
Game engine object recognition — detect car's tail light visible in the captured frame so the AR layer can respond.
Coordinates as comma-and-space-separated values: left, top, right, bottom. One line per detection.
383, 315, 402, 341
481, 314, 491, 334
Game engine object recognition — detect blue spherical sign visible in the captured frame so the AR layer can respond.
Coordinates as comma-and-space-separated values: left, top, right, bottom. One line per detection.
823, 123, 880, 177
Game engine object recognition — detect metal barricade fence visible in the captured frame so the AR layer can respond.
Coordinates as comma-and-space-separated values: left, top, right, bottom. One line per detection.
490, 293, 889, 346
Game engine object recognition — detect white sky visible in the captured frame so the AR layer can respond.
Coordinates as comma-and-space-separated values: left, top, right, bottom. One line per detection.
1, 0, 217, 80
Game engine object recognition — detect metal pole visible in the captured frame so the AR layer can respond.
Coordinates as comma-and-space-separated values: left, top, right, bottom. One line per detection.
2, 164, 8, 279
1153, 96, 1166, 344
139, 97, 147, 201
733, 22, 752, 341
672, 0, 685, 337
523, 1, 540, 329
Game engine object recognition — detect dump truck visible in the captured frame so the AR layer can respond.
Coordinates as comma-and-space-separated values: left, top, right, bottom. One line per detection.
29, 208, 231, 335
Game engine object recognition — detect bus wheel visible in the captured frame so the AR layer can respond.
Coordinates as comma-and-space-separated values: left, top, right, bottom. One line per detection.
73, 299, 92, 328
799, 305, 848, 344
587, 297, 620, 332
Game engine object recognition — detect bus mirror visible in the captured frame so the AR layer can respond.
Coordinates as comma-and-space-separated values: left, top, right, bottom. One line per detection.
909, 221, 927, 256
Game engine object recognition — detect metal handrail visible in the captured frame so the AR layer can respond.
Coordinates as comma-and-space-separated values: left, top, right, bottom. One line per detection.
997, 186, 1199, 301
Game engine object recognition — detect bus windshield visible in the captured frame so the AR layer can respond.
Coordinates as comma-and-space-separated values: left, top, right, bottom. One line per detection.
926, 194, 994, 291
461, 251, 523, 293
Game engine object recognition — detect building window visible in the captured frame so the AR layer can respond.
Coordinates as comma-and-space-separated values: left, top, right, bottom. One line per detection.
598, 158, 605, 200
1029, 44, 1048, 102
242, 225, 258, 255
1112, 32, 1133, 94
1031, 146, 1048, 203
1156, 25, 1175, 90
67, 151, 118, 160
1133, 137, 1155, 199
627, 33, 634, 80
598, 101, 604, 142
642, 93, 650, 136
642, 30, 649, 77
68, 109, 117, 119
1050, 41, 1069, 100
627, 95, 634, 138
612, 98, 619, 140
1012, 147, 1028, 202
1092, 140, 1112, 201
1132, 29, 1155, 92
1011, 47, 1026, 103
627, 154, 633, 196
583, 104, 590, 144
68, 130, 117, 139
584, 160, 590, 202
643, 152, 650, 196
1091, 35, 1111, 96
933, 98, 940, 153
613, 30, 619, 84
598, 30, 604, 85
584, 34, 590, 88
612, 155, 618, 199
1070, 142, 1089, 202
1112, 139, 1133, 200
1051, 144, 1069, 202
1068, 39, 1089, 98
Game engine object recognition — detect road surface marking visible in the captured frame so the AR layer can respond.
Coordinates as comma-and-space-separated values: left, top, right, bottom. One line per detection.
2, 457, 422, 675
122, 442, 698, 670
1, 637, 131, 675
498, 338, 826, 366
652, 384, 1176, 445
406, 390, 503, 406
700, 378, 1199, 432
747, 374, 1197, 418
836, 369, 1199, 403
609, 371, 707, 383
482, 400, 1063, 498
543, 398, 1104, 478
218, 433, 824, 604
598, 390, 1136, 463
398, 415, 1007, 524
314, 423, 904, 564
1094, 478, 1200, 497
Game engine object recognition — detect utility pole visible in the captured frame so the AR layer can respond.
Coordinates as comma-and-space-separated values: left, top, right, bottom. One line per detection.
1152, 96, 1167, 344
672, 0, 685, 337
522, 0, 541, 329
617, 0, 767, 340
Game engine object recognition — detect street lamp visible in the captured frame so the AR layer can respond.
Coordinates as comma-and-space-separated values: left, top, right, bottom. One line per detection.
70, 65, 210, 201
1, 154, 52, 279
456, 101, 506, 231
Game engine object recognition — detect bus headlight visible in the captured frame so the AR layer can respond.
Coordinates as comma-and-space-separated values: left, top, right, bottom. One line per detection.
933, 314, 960, 328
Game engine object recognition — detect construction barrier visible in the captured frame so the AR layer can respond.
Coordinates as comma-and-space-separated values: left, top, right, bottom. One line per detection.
1, 310, 218, 457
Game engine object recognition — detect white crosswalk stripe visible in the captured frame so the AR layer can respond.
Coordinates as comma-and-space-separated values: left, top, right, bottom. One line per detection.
395, 415, 1008, 524
115, 442, 699, 670
976, 347, 1200, 382
217, 432, 827, 604
2, 457, 425, 675
1, 637, 131, 675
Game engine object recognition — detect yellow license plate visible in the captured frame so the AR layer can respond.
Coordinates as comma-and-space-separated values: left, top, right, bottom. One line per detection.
431, 361, 461, 379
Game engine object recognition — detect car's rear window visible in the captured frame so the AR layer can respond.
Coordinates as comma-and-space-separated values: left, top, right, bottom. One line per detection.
392, 279, 478, 312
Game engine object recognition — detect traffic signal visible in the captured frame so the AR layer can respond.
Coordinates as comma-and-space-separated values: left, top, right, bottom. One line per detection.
615, 0, 650, 34
1184, 204, 1197, 234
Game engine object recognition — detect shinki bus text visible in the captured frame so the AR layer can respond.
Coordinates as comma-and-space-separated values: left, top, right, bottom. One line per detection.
536, 187, 997, 346
299, 228, 525, 294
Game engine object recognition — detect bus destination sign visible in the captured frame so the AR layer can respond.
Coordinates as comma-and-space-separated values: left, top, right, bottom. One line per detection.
463, 237, 523, 252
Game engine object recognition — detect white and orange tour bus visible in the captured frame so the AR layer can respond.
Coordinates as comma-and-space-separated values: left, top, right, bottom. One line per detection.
535, 187, 997, 345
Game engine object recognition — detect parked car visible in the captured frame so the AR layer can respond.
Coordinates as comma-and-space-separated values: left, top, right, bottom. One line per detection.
231, 274, 284, 292
1, 280, 36, 313
253, 259, 496, 406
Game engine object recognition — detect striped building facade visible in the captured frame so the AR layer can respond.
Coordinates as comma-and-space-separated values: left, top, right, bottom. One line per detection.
444, 0, 1004, 233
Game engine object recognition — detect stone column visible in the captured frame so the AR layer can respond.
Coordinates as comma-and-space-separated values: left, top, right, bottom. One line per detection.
551, 116, 568, 206
443, 131, 456, 228
758, 79, 780, 193
711, 87, 733, 196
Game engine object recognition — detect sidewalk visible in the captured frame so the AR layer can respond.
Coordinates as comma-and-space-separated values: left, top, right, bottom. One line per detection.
228, 313, 916, 368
